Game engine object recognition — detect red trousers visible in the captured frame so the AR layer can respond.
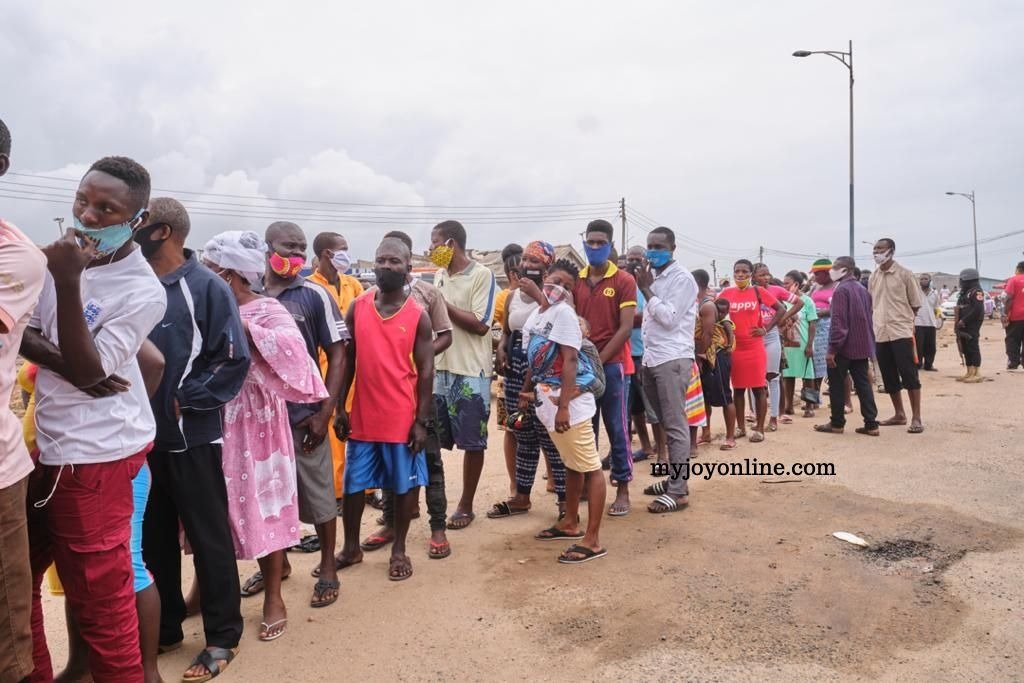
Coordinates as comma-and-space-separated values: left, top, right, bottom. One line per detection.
28, 451, 147, 683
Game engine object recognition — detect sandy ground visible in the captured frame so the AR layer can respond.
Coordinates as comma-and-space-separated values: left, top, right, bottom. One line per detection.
32, 322, 1024, 682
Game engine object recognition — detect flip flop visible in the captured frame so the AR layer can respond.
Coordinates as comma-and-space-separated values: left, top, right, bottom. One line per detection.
647, 494, 688, 514
388, 556, 413, 581
240, 570, 290, 597
813, 423, 844, 434
749, 431, 765, 443
631, 449, 652, 461
907, 423, 925, 434
446, 511, 475, 530
486, 501, 530, 518
360, 532, 394, 552
428, 539, 452, 559
182, 647, 236, 683
258, 618, 287, 642
719, 441, 737, 451
310, 578, 340, 608
289, 534, 320, 554
534, 526, 585, 541
607, 503, 630, 517
780, 415, 793, 424
879, 418, 907, 427
558, 544, 608, 564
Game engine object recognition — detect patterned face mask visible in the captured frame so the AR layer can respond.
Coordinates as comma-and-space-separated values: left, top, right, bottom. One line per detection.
269, 251, 305, 278
543, 283, 570, 305
430, 240, 454, 268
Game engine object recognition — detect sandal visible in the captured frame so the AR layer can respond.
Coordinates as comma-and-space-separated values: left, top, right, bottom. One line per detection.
779, 415, 793, 424
647, 494, 688, 514
907, 423, 925, 434
855, 426, 880, 436
311, 552, 364, 578
388, 555, 413, 581
428, 539, 451, 559
749, 431, 765, 443
719, 441, 737, 451
182, 647, 236, 682
813, 423, 844, 434
289, 534, 320, 554
607, 502, 630, 517
241, 569, 290, 597
643, 481, 667, 496
360, 532, 394, 552
366, 491, 385, 510
446, 512, 475, 530
258, 618, 287, 642
310, 578, 340, 608
558, 544, 608, 564
486, 501, 530, 518
534, 526, 585, 541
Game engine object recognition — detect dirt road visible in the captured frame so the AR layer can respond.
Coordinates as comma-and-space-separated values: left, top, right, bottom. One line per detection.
37, 323, 1024, 681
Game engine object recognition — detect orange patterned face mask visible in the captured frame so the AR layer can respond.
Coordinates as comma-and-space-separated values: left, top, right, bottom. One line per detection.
430, 241, 454, 268
269, 251, 305, 278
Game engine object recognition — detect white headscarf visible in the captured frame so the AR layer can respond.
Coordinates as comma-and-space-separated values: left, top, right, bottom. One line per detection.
203, 230, 267, 284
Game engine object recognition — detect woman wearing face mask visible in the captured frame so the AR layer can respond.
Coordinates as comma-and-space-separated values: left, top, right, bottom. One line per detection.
808, 259, 841, 405
780, 271, 819, 419
752, 264, 802, 432
717, 260, 783, 442
489, 241, 568, 520
202, 231, 328, 642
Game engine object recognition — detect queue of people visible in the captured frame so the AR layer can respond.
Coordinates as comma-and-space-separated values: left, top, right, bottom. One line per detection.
0, 117, 1012, 682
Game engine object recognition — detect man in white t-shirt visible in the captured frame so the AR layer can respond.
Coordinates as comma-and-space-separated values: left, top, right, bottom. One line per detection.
20, 156, 166, 682
0, 117, 47, 683
520, 260, 607, 564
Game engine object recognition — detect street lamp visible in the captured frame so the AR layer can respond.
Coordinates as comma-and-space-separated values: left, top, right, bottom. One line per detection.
793, 40, 855, 259
945, 190, 979, 272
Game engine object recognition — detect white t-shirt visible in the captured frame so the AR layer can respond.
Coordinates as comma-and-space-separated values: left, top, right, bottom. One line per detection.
506, 290, 539, 332
32, 249, 167, 466
521, 302, 596, 432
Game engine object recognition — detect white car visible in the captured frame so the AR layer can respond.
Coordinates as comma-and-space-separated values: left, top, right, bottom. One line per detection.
940, 291, 996, 319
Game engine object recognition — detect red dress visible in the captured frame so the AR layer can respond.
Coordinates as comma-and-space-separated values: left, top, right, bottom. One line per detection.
718, 285, 778, 389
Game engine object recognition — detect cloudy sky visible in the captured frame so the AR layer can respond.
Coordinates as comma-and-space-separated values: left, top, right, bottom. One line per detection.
2, 1, 1022, 278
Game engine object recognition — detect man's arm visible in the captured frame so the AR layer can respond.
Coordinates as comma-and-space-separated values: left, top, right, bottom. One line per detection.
600, 304, 635, 364
333, 307, 357, 441
828, 286, 849, 354
434, 330, 452, 355
409, 311, 434, 452
177, 283, 251, 413
697, 301, 716, 355
447, 267, 496, 337
906, 271, 922, 314
138, 339, 165, 398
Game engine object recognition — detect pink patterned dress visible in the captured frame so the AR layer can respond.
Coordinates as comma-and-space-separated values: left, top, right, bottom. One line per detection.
222, 298, 328, 560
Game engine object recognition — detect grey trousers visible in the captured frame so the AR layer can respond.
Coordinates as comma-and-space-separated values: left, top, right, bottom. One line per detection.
642, 357, 693, 497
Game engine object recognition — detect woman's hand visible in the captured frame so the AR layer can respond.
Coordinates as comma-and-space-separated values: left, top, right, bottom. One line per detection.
555, 405, 571, 433
751, 326, 767, 338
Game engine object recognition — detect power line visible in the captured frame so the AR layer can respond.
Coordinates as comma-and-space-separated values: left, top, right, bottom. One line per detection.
6, 172, 617, 212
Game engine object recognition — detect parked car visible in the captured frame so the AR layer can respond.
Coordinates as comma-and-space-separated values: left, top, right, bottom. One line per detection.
939, 291, 996, 319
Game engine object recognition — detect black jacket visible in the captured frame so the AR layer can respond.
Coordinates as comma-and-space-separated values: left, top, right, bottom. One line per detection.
148, 251, 251, 451
957, 285, 985, 334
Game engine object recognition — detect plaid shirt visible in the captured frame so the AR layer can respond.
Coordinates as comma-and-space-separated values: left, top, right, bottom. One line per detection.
829, 277, 875, 360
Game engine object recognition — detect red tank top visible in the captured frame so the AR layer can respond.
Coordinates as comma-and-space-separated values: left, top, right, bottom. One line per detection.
349, 292, 423, 443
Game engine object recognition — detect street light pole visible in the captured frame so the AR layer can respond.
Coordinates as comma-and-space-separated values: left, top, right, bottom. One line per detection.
945, 191, 979, 272
793, 41, 855, 258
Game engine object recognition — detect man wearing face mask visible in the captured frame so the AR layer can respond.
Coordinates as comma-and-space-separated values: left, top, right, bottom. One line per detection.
914, 274, 941, 371
333, 238, 433, 581
573, 219, 637, 517
257, 221, 349, 609
634, 227, 698, 514
429, 220, 497, 530
19, 157, 167, 682
134, 197, 251, 677
307, 232, 364, 503
814, 256, 879, 436
868, 238, 925, 434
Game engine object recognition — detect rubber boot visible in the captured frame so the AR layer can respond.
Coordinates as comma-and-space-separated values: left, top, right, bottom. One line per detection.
956, 366, 974, 382
963, 366, 984, 383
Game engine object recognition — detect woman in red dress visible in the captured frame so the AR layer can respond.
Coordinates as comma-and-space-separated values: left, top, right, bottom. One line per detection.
717, 259, 783, 442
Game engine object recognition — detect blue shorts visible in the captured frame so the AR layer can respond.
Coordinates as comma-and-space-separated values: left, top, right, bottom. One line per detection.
433, 370, 491, 451
344, 440, 428, 496
131, 463, 153, 593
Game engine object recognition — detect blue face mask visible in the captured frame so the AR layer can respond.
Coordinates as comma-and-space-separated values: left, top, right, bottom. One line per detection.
583, 242, 611, 267
73, 208, 145, 257
646, 248, 671, 269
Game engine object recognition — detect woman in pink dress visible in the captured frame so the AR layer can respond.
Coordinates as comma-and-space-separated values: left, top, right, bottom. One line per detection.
203, 231, 327, 643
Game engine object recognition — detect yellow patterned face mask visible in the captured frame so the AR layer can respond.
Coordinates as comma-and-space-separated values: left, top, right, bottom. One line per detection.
430, 241, 455, 268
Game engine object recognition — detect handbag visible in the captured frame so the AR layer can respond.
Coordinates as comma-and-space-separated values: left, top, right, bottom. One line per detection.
799, 355, 821, 405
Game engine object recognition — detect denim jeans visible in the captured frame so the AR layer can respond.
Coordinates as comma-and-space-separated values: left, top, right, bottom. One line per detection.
592, 362, 632, 484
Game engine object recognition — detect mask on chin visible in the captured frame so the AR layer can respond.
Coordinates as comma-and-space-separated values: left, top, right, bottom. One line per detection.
269, 252, 305, 278
74, 208, 145, 258
735, 276, 751, 289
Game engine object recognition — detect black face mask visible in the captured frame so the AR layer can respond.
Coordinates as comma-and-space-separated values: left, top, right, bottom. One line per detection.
133, 223, 170, 259
375, 268, 407, 293
522, 268, 544, 286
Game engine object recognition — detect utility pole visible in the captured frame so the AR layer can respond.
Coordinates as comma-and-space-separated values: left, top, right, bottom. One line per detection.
758, 245, 765, 265
711, 259, 718, 285
619, 197, 627, 255
53, 217, 64, 237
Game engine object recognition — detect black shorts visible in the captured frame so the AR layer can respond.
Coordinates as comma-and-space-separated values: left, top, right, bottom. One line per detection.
875, 338, 921, 393
700, 351, 734, 407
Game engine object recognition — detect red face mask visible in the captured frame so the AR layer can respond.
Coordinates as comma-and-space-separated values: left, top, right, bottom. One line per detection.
269, 252, 305, 278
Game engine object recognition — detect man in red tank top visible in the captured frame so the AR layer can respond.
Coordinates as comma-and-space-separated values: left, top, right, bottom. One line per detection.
333, 238, 435, 582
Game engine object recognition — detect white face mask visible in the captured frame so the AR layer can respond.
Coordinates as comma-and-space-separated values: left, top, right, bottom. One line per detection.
829, 267, 847, 282
330, 250, 351, 273
873, 250, 892, 266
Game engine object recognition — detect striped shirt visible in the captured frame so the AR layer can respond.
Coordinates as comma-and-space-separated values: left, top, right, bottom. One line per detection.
828, 277, 875, 360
